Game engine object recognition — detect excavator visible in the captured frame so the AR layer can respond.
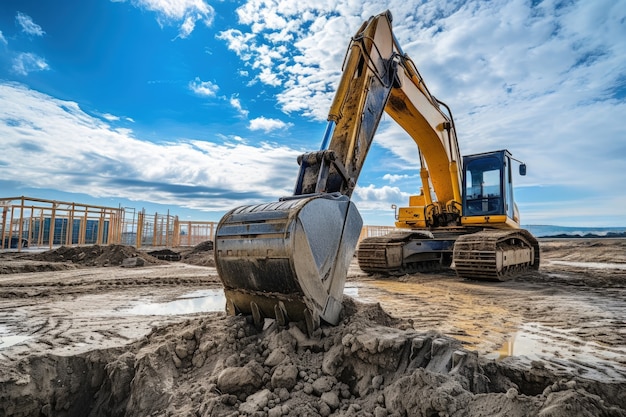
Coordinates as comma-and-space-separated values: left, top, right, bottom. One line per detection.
214, 10, 539, 333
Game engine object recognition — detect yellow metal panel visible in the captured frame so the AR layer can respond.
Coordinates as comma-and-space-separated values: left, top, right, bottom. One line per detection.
461, 215, 520, 229
397, 207, 427, 228
409, 195, 426, 206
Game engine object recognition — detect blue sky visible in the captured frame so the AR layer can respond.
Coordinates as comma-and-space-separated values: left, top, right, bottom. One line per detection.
1, 0, 625, 227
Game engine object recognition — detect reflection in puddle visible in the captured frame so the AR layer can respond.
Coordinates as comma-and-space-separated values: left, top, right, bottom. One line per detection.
344, 285, 359, 298
0, 335, 31, 349
0, 326, 31, 350
125, 289, 226, 316
489, 322, 625, 366
125, 286, 360, 316
550, 260, 626, 270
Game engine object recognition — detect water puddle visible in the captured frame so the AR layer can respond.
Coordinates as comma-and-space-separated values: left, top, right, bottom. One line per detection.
124, 289, 226, 316
0, 326, 31, 350
488, 322, 626, 373
123, 285, 360, 316
549, 260, 626, 270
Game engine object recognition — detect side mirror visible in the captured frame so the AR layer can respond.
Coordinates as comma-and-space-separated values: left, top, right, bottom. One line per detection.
519, 164, 527, 176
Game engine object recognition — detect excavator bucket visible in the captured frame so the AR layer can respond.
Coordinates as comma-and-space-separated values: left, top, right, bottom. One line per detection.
214, 193, 362, 332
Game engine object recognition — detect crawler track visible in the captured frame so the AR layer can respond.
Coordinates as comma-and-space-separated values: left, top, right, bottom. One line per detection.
453, 229, 540, 281
357, 231, 452, 275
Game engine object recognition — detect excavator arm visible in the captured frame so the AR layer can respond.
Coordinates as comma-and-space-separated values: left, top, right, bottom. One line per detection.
294, 11, 398, 198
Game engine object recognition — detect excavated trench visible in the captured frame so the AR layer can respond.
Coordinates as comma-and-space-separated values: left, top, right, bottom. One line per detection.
2, 299, 624, 417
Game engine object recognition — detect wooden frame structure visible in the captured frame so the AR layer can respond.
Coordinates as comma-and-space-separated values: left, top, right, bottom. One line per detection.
0, 196, 219, 251
0, 196, 124, 250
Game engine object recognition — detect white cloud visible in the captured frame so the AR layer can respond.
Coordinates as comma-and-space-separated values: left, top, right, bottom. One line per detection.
102, 113, 120, 122
0, 82, 301, 212
12, 52, 49, 75
100, 113, 135, 123
0, 31, 7, 45
16, 12, 45, 37
229, 95, 249, 117
189, 77, 219, 97
216, 29, 255, 57
352, 184, 411, 211
383, 173, 412, 184
120, 0, 215, 38
248, 116, 290, 133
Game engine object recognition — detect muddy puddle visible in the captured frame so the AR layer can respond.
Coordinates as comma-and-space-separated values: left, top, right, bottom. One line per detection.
119, 286, 361, 317
0, 325, 31, 350
549, 260, 626, 270
488, 322, 626, 380
122, 289, 226, 316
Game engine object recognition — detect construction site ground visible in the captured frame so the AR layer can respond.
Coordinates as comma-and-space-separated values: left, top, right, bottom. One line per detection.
0, 238, 625, 416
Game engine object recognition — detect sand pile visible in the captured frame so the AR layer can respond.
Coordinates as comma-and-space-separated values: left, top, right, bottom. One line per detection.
32, 244, 162, 267
179, 240, 215, 267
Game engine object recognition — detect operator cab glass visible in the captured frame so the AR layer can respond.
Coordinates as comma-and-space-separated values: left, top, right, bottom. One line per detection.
462, 150, 510, 217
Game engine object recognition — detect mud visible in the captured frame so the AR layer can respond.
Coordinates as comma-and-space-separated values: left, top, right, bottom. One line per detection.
0, 239, 625, 416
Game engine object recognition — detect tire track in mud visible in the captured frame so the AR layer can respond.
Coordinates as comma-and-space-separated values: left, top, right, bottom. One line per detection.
0, 264, 223, 360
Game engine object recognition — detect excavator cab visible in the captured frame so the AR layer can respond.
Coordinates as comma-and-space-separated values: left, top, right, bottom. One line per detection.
461, 150, 523, 226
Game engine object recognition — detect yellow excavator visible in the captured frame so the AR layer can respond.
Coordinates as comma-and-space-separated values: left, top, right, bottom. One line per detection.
214, 11, 539, 333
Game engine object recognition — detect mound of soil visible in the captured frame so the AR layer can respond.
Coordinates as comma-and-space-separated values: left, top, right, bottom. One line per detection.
179, 240, 215, 267
147, 249, 182, 261
32, 244, 162, 267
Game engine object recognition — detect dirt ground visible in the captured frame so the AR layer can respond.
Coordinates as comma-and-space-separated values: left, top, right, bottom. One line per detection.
0, 239, 625, 416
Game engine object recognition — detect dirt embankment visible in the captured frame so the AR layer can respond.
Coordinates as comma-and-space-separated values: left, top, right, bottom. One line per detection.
0, 239, 625, 416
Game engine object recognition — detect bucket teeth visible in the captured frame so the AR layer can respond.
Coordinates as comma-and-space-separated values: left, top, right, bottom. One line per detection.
251, 302, 262, 329
275, 302, 288, 327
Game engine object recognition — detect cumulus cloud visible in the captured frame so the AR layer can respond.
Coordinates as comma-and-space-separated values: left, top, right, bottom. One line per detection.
12, 52, 49, 75
16, 12, 45, 37
248, 116, 291, 133
0, 82, 300, 213
383, 173, 413, 184
189, 77, 219, 97
352, 184, 411, 212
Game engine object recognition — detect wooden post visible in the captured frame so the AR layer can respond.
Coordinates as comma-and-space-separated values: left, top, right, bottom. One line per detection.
97, 208, 105, 245
38, 209, 44, 247
49, 203, 56, 249
17, 197, 25, 252
136, 210, 144, 248
67, 203, 75, 246
152, 213, 158, 247
1, 205, 7, 249
81, 206, 88, 245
